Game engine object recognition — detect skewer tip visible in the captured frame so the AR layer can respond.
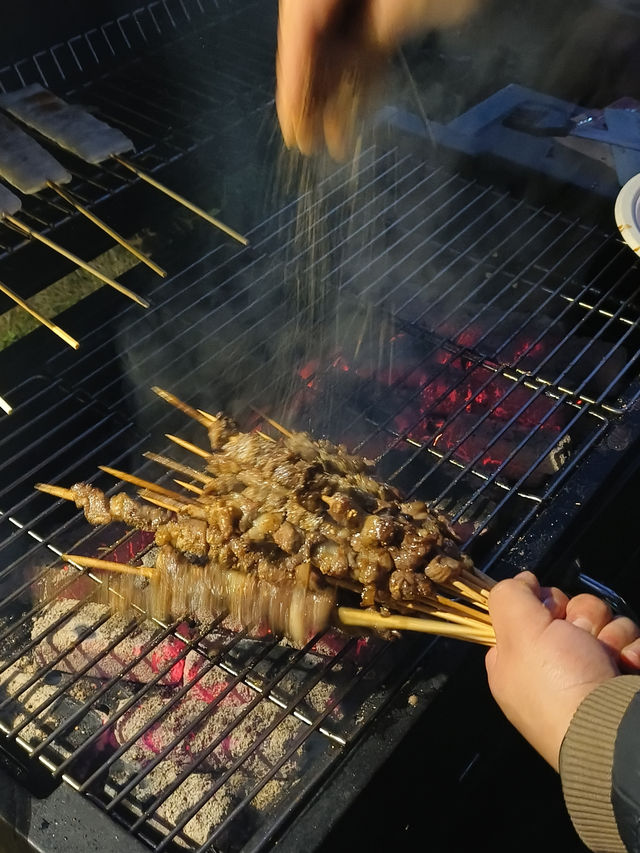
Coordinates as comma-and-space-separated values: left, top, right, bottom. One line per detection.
35, 482, 75, 501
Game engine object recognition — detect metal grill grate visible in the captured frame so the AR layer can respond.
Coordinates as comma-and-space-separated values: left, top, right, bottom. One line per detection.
1, 3, 640, 852
0, 0, 273, 291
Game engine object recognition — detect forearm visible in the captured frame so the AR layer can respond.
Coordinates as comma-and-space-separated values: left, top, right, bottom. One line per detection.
560, 676, 640, 853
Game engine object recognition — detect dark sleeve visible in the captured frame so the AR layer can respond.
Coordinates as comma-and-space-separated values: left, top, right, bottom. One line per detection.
560, 676, 640, 852
612, 692, 640, 851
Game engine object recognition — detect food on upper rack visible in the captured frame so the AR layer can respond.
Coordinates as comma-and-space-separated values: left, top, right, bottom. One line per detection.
0, 182, 22, 217
35, 388, 492, 647
0, 85, 248, 245
0, 111, 71, 194
0, 84, 133, 165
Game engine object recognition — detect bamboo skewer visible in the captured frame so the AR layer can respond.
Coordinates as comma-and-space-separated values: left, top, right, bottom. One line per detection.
143, 451, 213, 484
62, 553, 155, 579
0, 394, 12, 415
151, 386, 211, 427
165, 433, 212, 459
174, 479, 205, 495
112, 156, 248, 246
46, 182, 166, 278
338, 607, 495, 646
324, 575, 492, 632
466, 567, 496, 592
4, 214, 149, 308
252, 409, 294, 439
98, 465, 198, 504
0, 279, 79, 349
430, 594, 493, 625
445, 580, 490, 610
35, 483, 75, 501
138, 490, 206, 517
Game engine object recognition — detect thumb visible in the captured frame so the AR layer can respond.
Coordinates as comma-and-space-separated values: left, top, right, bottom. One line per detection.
484, 645, 497, 679
488, 573, 553, 648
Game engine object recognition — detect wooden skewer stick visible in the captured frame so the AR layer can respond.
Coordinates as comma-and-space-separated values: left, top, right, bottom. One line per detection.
151, 386, 211, 427
255, 430, 276, 443
143, 451, 212, 484
467, 567, 497, 591
98, 465, 197, 503
338, 607, 495, 646
251, 408, 294, 439
0, 279, 79, 349
61, 553, 154, 578
35, 482, 75, 501
165, 433, 212, 459
0, 394, 12, 415
431, 594, 492, 625
460, 569, 492, 596
112, 155, 248, 246
4, 215, 150, 308
324, 575, 492, 630
47, 181, 166, 278
401, 602, 495, 634
174, 479, 204, 495
138, 490, 206, 517
196, 408, 217, 423
446, 580, 490, 610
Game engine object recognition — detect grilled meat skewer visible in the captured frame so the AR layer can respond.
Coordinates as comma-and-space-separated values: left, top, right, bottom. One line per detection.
55, 406, 471, 620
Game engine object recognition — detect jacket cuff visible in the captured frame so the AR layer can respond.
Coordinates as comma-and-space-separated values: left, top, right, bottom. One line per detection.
560, 676, 640, 853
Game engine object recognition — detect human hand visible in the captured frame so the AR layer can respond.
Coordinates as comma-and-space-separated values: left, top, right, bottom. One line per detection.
485, 572, 640, 771
276, 0, 482, 159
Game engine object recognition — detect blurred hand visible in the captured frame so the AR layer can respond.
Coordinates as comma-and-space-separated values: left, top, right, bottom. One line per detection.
485, 572, 640, 771
276, 0, 482, 159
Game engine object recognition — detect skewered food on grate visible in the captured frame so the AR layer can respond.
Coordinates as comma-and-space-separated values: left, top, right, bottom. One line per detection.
0, 111, 71, 193
37, 388, 494, 645
0, 84, 248, 244
0, 182, 23, 217
0, 83, 133, 165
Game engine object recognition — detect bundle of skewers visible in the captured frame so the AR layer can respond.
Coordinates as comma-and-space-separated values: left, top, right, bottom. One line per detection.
37, 387, 496, 647
0, 85, 248, 413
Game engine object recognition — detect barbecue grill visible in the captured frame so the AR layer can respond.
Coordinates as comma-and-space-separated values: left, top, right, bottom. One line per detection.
1, 1, 640, 851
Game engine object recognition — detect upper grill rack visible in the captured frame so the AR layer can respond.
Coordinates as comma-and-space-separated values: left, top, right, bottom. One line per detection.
0, 0, 272, 290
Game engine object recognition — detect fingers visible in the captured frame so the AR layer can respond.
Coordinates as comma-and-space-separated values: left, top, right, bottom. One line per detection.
488, 572, 553, 647
540, 586, 569, 620
598, 616, 640, 659
565, 594, 613, 637
621, 639, 640, 671
514, 570, 540, 593
276, 0, 338, 151
484, 645, 497, 679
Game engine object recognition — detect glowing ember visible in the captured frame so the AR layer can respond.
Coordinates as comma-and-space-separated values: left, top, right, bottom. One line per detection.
292, 333, 571, 487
